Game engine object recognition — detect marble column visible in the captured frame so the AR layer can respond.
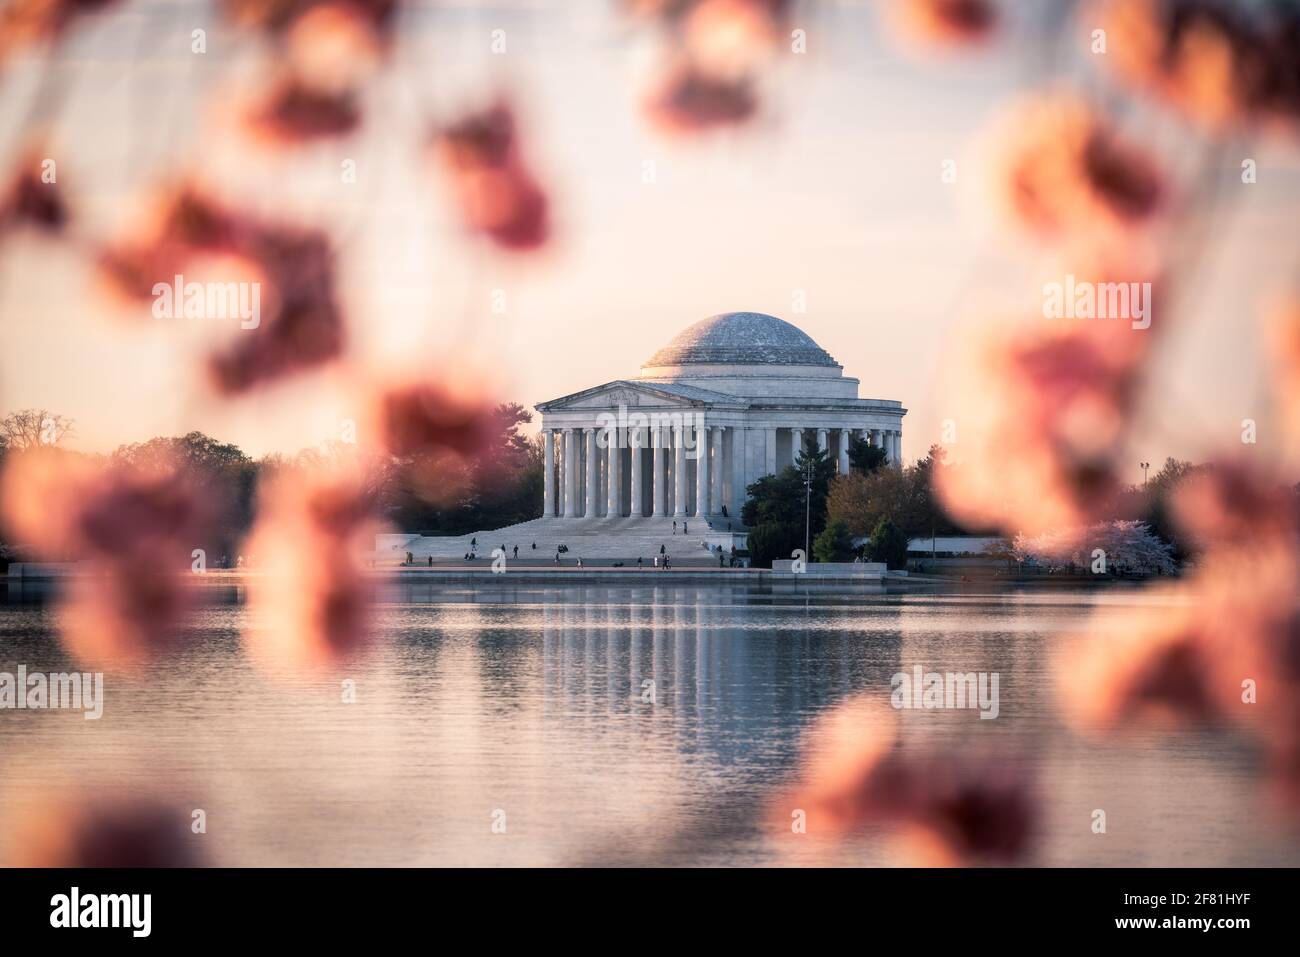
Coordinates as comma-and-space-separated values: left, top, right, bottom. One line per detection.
871, 428, 883, 452
816, 428, 828, 454
585, 427, 599, 517
838, 428, 851, 475
607, 425, 620, 518
673, 426, 688, 518
892, 430, 902, 466
563, 428, 577, 518
652, 426, 665, 518
543, 430, 555, 516
710, 426, 724, 516
791, 427, 803, 464
731, 429, 746, 517
695, 424, 709, 519
630, 427, 644, 518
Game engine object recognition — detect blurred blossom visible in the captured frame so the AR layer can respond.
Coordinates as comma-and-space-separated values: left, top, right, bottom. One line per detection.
1171, 457, 1300, 554
619, 0, 695, 20
892, 757, 1036, 866
1060, 592, 1247, 731
244, 73, 362, 144
989, 94, 1165, 244
202, 223, 343, 394
220, 0, 397, 42
1267, 296, 1300, 451
937, 318, 1150, 536
97, 183, 345, 393
1097, 0, 1300, 134
0, 0, 118, 60
1096, 0, 1248, 131
431, 100, 550, 251
642, 61, 759, 135
0, 147, 66, 235
0, 448, 215, 666
1094, 0, 1300, 134
1061, 455, 1300, 812
57, 570, 200, 670
627, 0, 790, 135
244, 466, 388, 670
366, 379, 502, 508
1, 448, 214, 569
98, 184, 258, 302
8, 796, 203, 867
681, 0, 786, 80
284, 1, 385, 92
374, 381, 499, 459
774, 696, 1037, 865
1257, 10, 1300, 132
888, 0, 998, 50
239, 2, 387, 145
0, 447, 99, 555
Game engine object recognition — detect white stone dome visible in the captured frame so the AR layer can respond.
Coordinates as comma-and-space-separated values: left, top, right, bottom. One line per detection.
643, 312, 839, 369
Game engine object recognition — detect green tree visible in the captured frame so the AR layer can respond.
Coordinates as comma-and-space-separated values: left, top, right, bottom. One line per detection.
741, 446, 836, 567
1136, 457, 1205, 563
745, 521, 801, 570
114, 431, 258, 558
847, 433, 887, 473
865, 518, 909, 570
742, 446, 835, 529
813, 517, 855, 563
384, 402, 543, 535
827, 444, 969, 540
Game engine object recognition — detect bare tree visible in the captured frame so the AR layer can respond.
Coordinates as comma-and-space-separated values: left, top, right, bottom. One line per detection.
0, 409, 75, 450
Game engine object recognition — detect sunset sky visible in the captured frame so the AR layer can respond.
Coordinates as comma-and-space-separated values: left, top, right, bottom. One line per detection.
2, 0, 1299, 478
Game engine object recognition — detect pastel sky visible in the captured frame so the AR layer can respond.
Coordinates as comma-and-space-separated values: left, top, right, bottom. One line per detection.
2, 0, 1298, 478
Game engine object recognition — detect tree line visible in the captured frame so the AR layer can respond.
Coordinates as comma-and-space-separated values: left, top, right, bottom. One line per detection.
0, 406, 543, 566
3, 406, 1281, 574
738, 440, 1264, 570
740, 438, 969, 569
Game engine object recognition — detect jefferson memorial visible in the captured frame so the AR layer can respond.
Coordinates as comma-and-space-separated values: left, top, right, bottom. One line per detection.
388, 312, 905, 562
538, 310, 905, 519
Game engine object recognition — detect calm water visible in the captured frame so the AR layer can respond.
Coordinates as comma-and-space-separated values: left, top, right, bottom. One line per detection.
1, 582, 1296, 866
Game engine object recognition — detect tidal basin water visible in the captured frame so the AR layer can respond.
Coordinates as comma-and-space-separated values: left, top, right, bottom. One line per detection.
1, 581, 1297, 867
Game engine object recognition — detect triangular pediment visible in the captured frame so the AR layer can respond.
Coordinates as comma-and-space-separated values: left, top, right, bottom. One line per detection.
536, 380, 744, 412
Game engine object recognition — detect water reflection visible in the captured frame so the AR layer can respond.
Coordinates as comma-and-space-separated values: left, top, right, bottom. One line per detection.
0, 583, 1296, 866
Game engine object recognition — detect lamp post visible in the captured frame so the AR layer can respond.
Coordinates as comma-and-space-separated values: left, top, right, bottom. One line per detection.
1140, 461, 1150, 487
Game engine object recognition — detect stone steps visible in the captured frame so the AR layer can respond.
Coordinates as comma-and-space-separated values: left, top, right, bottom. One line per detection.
381, 516, 747, 563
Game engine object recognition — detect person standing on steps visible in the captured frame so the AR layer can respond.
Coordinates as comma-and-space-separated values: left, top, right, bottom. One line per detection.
672, 521, 677, 534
